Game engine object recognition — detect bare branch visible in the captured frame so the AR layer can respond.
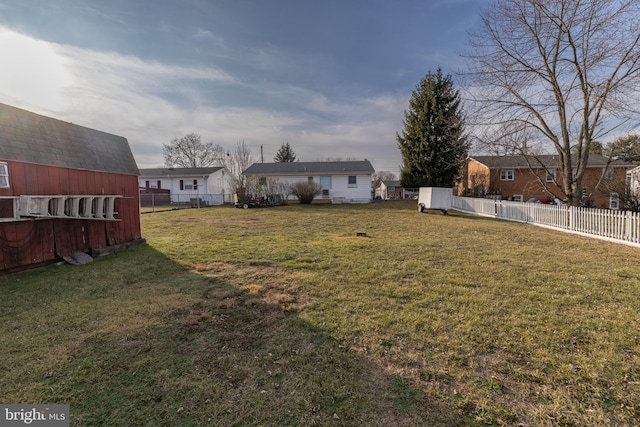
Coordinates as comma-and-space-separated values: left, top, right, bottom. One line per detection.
463, 0, 640, 205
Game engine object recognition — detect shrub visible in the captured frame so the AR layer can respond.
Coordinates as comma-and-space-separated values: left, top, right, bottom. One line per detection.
289, 181, 322, 204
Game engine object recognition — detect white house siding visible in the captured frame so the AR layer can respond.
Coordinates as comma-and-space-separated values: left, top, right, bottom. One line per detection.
262, 174, 371, 203
328, 174, 371, 202
139, 168, 232, 205
242, 160, 374, 204
630, 167, 640, 196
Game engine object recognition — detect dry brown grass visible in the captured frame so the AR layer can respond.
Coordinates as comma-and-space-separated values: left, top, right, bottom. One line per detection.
2, 201, 640, 425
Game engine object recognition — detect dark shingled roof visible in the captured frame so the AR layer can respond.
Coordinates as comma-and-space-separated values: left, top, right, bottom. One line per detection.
470, 154, 632, 169
139, 167, 224, 177
0, 102, 139, 175
243, 160, 375, 175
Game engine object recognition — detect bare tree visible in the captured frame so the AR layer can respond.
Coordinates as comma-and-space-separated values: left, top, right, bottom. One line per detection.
289, 181, 322, 204
163, 133, 226, 168
372, 171, 397, 191
223, 140, 255, 196
465, 0, 640, 206
267, 178, 291, 204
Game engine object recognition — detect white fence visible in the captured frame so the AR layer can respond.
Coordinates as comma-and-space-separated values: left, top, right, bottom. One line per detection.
452, 196, 640, 248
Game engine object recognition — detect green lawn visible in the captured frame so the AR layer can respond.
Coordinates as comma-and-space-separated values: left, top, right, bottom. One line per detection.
1, 201, 640, 426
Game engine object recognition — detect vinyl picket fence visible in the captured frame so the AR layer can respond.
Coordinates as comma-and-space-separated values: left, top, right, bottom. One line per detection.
451, 196, 640, 248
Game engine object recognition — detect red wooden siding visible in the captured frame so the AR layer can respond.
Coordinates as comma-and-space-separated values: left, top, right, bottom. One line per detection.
0, 161, 142, 273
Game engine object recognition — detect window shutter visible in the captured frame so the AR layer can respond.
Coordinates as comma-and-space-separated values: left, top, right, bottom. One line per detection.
180, 180, 184, 190
145, 181, 150, 188
157, 180, 161, 189
193, 179, 198, 190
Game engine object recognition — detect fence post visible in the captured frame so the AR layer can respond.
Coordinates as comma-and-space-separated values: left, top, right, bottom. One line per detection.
568, 206, 574, 231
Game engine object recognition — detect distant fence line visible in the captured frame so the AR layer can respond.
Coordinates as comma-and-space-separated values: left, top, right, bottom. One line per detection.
140, 192, 225, 208
452, 196, 640, 248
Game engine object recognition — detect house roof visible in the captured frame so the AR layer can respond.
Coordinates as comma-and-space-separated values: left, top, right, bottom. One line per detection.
243, 160, 375, 175
139, 167, 224, 177
470, 154, 632, 169
0, 102, 139, 175
382, 180, 401, 187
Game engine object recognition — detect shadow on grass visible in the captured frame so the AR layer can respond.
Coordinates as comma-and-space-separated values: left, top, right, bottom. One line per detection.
0, 244, 468, 426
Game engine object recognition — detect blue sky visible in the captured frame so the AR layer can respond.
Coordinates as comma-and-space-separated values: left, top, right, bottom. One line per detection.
0, 0, 485, 175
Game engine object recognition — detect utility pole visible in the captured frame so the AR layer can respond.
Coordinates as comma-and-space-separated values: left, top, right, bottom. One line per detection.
261, 145, 264, 163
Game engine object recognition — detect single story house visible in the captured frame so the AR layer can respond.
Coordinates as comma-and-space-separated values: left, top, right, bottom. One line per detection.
242, 160, 375, 203
375, 180, 406, 200
0, 102, 143, 273
461, 154, 633, 208
139, 167, 232, 206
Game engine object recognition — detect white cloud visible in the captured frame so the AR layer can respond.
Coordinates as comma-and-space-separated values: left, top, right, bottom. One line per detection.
0, 28, 73, 110
193, 28, 225, 47
0, 26, 404, 174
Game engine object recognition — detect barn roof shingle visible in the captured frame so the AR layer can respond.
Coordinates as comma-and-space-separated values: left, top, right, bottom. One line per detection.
0, 103, 139, 175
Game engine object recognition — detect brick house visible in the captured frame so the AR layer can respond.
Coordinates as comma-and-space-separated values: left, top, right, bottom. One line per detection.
461, 154, 633, 208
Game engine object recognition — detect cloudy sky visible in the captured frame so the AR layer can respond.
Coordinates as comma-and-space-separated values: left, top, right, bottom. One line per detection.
0, 0, 485, 175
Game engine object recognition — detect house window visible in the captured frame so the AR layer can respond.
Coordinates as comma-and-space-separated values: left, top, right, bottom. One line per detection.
148, 180, 158, 189
512, 194, 523, 202
604, 167, 614, 180
348, 176, 357, 186
610, 192, 619, 210
308, 176, 314, 183
546, 169, 556, 182
259, 177, 267, 185
320, 176, 332, 189
0, 162, 9, 188
181, 179, 198, 190
581, 188, 588, 200
500, 169, 514, 181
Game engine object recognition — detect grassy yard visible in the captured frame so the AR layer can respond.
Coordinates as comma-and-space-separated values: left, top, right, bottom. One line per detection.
2, 201, 640, 426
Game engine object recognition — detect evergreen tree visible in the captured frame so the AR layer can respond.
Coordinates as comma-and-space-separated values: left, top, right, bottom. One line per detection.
274, 142, 297, 162
605, 134, 640, 163
397, 69, 468, 188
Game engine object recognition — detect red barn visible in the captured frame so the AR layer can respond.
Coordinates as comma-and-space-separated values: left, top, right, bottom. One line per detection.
0, 103, 143, 273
